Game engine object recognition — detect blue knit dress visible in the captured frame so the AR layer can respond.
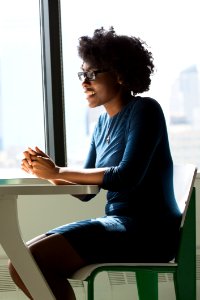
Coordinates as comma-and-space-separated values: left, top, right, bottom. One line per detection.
47, 96, 182, 263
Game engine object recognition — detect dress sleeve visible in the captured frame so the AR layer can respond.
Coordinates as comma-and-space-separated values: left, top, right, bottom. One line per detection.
102, 99, 165, 191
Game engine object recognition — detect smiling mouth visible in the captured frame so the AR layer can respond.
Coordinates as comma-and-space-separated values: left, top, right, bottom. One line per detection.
84, 89, 96, 96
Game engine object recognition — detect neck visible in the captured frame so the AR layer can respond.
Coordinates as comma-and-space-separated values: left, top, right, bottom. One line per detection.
104, 91, 132, 117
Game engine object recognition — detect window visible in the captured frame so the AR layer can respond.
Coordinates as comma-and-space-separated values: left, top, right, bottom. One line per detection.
0, 0, 199, 176
60, 0, 200, 169
0, 0, 45, 177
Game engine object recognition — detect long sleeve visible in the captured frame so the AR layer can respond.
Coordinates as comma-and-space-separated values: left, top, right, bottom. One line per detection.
102, 98, 166, 191
83, 135, 96, 168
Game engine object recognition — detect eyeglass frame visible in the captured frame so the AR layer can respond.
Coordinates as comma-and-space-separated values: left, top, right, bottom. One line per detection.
77, 69, 108, 82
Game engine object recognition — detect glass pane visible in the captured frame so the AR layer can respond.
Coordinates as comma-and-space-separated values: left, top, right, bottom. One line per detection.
0, 0, 45, 177
61, 0, 200, 169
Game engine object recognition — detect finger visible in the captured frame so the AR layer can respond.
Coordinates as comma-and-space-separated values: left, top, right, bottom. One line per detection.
21, 166, 32, 174
21, 161, 33, 174
23, 151, 32, 165
22, 158, 31, 168
35, 146, 49, 158
30, 155, 43, 161
28, 147, 38, 155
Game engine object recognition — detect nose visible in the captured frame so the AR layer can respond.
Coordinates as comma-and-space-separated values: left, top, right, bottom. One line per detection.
82, 79, 91, 86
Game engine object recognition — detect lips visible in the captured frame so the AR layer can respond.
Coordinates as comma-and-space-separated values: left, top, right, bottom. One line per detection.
83, 88, 96, 96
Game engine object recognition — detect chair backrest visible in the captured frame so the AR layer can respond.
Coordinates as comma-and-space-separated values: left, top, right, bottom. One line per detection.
173, 163, 197, 227
173, 163, 197, 277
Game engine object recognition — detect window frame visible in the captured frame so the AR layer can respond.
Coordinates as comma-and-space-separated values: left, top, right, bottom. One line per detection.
40, 0, 67, 166
40, 0, 200, 175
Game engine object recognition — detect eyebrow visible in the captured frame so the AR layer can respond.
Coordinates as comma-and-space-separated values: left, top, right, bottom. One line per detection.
81, 64, 95, 72
81, 64, 89, 72
81, 68, 92, 71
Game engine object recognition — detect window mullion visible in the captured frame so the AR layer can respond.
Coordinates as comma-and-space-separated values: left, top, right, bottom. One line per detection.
39, 0, 67, 166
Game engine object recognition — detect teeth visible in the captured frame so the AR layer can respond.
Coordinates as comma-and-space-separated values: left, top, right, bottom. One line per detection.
84, 90, 95, 96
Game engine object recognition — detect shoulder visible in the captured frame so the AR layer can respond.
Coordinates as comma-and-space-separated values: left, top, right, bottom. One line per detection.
134, 96, 162, 109
130, 96, 164, 117
126, 96, 166, 133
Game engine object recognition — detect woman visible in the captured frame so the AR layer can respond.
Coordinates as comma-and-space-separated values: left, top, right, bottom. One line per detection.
8, 27, 182, 300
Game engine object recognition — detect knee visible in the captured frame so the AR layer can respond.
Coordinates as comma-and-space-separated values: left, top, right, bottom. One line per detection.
28, 243, 48, 274
29, 242, 43, 264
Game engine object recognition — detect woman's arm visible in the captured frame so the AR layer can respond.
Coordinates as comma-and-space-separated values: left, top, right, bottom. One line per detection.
102, 99, 165, 191
21, 146, 107, 185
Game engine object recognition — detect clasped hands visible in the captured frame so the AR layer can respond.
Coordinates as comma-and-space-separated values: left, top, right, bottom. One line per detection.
21, 146, 59, 180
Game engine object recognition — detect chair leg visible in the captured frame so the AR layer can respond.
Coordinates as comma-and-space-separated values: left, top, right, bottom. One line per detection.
173, 188, 196, 300
87, 276, 95, 300
136, 271, 158, 300
174, 271, 196, 300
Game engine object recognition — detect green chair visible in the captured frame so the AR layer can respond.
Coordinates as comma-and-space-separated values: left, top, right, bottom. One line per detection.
71, 164, 197, 300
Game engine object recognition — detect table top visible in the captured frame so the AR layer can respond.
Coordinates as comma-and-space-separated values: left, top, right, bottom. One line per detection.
0, 178, 99, 195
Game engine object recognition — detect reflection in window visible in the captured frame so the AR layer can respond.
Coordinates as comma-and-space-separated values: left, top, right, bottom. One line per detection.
169, 65, 200, 167
60, 0, 200, 170
0, 0, 45, 177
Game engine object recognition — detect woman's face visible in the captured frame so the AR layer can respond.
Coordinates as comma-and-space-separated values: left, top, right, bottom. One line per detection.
80, 62, 122, 109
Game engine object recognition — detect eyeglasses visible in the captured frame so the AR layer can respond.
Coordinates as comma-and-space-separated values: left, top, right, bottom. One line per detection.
78, 70, 107, 82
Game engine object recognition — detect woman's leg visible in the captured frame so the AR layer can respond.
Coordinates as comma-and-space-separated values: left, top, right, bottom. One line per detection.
8, 233, 87, 300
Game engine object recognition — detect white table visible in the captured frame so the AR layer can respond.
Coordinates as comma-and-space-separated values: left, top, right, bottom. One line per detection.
0, 178, 99, 300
